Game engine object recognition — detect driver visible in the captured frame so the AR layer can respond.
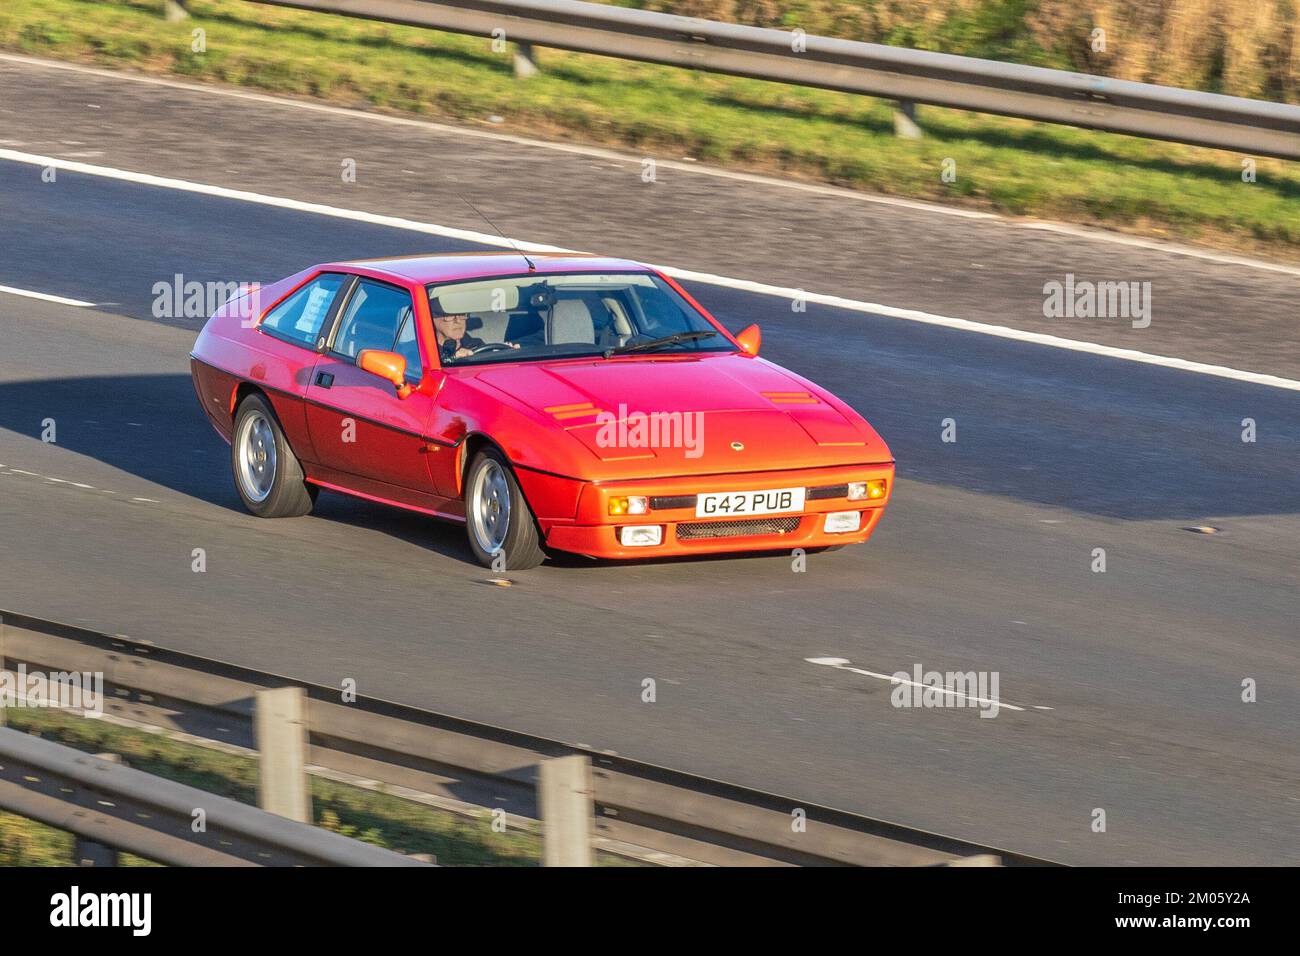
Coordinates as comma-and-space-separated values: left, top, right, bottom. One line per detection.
431, 303, 521, 362
432, 311, 483, 362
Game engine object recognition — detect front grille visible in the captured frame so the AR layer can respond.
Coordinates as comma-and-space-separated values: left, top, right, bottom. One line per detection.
676, 516, 802, 540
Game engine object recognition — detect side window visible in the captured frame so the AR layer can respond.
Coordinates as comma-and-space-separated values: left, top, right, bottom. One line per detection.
259, 273, 346, 348
332, 280, 418, 372
394, 310, 422, 385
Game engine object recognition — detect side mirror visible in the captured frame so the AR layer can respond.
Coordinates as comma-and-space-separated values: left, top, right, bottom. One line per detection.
735, 324, 761, 356
358, 349, 413, 399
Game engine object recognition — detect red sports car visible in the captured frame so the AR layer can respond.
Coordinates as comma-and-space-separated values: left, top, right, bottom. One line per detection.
190, 253, 894, 569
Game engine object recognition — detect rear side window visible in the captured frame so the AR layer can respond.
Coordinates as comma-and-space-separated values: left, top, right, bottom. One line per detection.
260, 273, 346, 348
332, 280, 421, 380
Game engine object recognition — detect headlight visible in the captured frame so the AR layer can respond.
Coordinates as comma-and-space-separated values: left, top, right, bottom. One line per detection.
848, 480, 887, 501
609, 495, 649, 516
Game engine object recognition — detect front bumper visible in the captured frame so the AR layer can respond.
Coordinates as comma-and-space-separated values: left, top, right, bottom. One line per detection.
541, 462, 895, 559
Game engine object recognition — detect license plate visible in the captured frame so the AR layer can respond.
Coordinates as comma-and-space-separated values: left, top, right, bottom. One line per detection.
695, 487, 805, 518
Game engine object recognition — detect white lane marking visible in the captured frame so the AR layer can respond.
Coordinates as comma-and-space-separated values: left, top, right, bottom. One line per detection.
805, 656, 1029, 712
5, 51, 1300, 276
0, 283, 95, 307
40, 475, 95, 489
0, 463, 152, 499
5, 467, 95, 490
2, 148, 1299, 393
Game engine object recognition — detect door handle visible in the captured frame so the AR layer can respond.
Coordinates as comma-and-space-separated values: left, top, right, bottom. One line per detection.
315, 372, 334, 388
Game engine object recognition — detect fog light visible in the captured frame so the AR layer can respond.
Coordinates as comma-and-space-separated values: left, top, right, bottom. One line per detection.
609, 495, 649, 516
824, 511, 862, 533
619, 525, 663, 547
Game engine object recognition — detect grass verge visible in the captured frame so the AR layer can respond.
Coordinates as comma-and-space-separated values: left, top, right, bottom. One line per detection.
1, 0, 1297, 259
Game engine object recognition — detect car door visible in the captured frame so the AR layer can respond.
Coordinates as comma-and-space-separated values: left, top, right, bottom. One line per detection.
250, 271, 351, 462
303, 276, 439, 498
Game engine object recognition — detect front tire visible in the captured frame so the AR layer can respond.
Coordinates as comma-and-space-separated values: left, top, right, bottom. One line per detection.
231, 394, 315, 518
464, 447, 546, 570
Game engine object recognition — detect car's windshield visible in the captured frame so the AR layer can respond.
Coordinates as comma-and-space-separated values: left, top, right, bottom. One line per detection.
426, 272, 733, 365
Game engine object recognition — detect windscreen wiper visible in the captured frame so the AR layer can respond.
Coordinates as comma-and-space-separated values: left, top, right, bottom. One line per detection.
605, 330, 718, 358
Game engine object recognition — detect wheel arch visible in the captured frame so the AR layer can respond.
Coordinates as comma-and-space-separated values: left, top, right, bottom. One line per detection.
232, 381, 266, 418
231, 383, 316, 464
459, 433, 582, 530
458, 432, 508, 495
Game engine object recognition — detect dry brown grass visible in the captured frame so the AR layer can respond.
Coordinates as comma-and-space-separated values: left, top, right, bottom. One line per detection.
625, 0, 1300, 101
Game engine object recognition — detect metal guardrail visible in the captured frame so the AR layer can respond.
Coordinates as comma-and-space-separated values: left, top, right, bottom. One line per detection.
0, 610, 1059, 866
247, 0, 1300, 158
0, 727, 427, 866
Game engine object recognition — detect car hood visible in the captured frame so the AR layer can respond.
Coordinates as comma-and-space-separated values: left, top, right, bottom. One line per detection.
474, 353, 891, 476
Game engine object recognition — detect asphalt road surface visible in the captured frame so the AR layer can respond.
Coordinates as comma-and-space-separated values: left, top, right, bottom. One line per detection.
1, 72, 1298, 865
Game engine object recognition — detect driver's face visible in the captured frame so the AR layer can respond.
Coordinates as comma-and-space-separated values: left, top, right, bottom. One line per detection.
433, 313, 468, 342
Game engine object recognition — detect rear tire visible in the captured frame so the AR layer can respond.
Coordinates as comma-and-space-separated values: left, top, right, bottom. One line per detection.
231, 394, 315, 518
464, 447, 546, 570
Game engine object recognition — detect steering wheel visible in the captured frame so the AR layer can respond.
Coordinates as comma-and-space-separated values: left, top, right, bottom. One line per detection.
467, 342, 519, 355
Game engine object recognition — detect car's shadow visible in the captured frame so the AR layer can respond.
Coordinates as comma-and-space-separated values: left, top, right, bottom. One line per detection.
0, 372, 479, 564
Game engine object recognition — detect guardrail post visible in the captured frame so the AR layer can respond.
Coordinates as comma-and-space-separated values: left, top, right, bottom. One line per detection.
164, 0, 190, 21
893, 100, 923, 139
538, 754, 593, 866
0, 614, 7, 728
73, 753, 123, 866
73, 835, 119, 866
255, 686, 311, 823
513, 41, 539, 78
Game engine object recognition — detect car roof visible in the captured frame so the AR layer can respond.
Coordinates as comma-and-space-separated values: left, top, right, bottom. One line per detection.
318, 251, 654, 285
